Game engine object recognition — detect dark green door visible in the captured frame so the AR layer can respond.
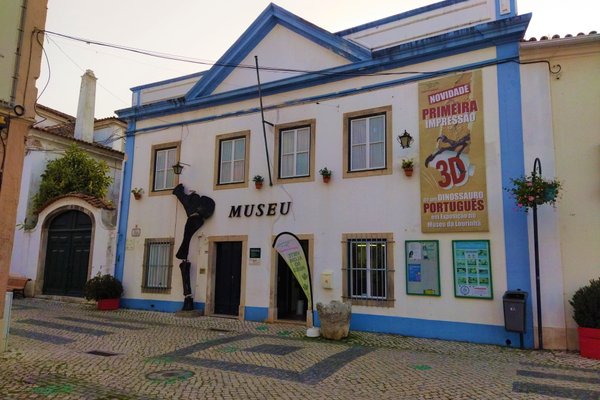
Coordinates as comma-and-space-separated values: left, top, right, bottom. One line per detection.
214, 241, 242, 316
277, 240, 308, 321
43, 210, 92, 297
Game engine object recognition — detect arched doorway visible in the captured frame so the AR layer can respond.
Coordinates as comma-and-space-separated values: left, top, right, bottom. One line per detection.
42, 210, 92, 297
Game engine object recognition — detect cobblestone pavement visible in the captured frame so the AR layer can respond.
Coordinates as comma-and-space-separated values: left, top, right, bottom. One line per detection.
1, 298, 599, 399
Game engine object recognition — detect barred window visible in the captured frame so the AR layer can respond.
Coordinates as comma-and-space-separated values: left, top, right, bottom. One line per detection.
342, 233, 394, 307
142, 238, 174, 293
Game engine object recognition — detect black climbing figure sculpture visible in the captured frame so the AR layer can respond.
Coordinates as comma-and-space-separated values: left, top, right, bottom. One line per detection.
172, 183, 215, 311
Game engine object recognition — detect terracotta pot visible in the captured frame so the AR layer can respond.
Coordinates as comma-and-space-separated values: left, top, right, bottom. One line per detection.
133, 193, 142, 200
403, 167, 413, 177
97, 298, 120, 311
578, 327, 600, 359
255, 182, 263, 189
322, 176, 331, 183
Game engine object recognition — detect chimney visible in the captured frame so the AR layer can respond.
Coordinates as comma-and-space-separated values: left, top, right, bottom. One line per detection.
74, 69, 97, 142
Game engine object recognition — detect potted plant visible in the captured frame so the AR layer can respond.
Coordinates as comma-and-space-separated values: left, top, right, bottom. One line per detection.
252, 175, 264, 189
401, 158, 414, 177
505, 175, 561, 212
131, 187, 144, 200
569, 277, 600, 359
84, 273, 124, 311
319, 167, 332, 183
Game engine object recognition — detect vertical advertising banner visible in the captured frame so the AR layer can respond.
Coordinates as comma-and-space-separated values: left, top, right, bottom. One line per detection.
272, 232, 312, 309
419, 70, 489, 233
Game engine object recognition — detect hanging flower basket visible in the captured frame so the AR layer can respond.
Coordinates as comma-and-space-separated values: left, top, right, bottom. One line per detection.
505, 174, 561, 211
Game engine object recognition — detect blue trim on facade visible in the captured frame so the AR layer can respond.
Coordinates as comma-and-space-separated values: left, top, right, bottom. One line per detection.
116, 14, 530, 121
131, 71, 206, 92
113, 122, 136, 282
184, 4, 370, 100
497, 42, 533, 348
121, 298, 205, 313
121, 55, 516, 136
335, 0, 470, 37
313, 312, 528, 347
244, 307, 269, 322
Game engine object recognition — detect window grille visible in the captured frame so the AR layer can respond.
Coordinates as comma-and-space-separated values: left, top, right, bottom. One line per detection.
342, 233, 394, 307
347, 238, 387, 299
142, 238, 173, 293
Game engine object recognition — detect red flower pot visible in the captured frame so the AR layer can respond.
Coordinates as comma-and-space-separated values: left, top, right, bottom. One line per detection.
578, 327, 600, 359
97, 298, 120, 311
403, 168, 413, 177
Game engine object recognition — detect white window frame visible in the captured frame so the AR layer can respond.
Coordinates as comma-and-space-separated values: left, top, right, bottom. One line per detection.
349, 113, 386, 172
219, 137, 246, 185
153, 147, 177, 191
279, 126, 311, 178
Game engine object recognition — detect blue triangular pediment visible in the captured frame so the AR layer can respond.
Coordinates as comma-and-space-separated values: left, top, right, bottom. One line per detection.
185, 3, 371, 100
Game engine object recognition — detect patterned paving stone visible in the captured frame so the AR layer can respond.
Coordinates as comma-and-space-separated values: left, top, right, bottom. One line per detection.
3, 298, 600, 400
17, 318, 112, 336
9, 327, 75, 345
247, 343, 301, 356
58, 316, 148, 330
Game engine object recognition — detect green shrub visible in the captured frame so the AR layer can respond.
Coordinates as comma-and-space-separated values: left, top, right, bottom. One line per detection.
33, 144, 113, 211
569, 277, 600, 329
84, 273, 124, 301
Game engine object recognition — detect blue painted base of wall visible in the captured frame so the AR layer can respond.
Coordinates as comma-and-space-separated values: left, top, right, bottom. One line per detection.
244, 306, 269, 322
120, 299, 529, 348
121, 298, 205, 314
314, 312, 532, 349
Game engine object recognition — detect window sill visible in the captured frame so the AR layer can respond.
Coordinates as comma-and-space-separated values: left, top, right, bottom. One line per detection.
141, 287, 172, 294
343, 297, 395, 308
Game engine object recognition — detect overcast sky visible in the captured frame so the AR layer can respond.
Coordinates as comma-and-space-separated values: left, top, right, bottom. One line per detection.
36, 0, 597, 118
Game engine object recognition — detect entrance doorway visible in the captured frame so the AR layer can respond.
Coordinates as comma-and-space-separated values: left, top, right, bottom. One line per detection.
42, 210, 92, 297
214, 241, 242, 316
277, 239, 308, 321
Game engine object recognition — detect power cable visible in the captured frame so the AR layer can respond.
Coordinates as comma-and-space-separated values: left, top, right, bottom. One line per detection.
41, 29, 561, 80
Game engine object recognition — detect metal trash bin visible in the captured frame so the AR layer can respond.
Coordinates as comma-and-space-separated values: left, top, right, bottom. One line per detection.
503, 290, 527, 333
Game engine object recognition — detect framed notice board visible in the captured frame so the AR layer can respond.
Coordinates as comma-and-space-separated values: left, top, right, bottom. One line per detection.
452, 240, 492, 299
405, 240, 440, 296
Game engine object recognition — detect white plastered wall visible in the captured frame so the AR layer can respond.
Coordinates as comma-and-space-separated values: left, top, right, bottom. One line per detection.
125, 46, 517, 329
521, 38, 600, 350
14, 197, 116, 295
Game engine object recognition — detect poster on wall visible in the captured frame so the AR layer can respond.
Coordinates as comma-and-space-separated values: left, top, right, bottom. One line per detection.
452, 240, 493, 299
405, 240, 440, 296
418, 70, 489, 233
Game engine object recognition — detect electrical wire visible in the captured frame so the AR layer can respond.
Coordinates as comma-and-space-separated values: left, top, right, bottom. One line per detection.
37, 29, 481, 78
41, 29, 561, 81
33, 31, 52, 127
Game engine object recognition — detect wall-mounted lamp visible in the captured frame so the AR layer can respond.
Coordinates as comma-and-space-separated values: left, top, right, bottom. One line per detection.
397, 130, 414, 149
172, 161, 190, 175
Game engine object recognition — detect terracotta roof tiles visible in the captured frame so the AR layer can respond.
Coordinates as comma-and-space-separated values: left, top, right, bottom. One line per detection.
523, 31, 598, 42
36, 193, 115, 214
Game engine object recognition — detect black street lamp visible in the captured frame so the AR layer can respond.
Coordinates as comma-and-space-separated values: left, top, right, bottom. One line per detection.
172, 161, 189, 175
397, 130, 414, 149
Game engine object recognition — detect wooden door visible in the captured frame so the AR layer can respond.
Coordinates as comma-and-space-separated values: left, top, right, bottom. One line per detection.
42, 210, 92, 296
214, 241, 242, 316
